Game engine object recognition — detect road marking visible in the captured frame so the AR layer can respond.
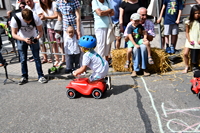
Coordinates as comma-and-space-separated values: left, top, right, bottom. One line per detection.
141, 77, 164, 133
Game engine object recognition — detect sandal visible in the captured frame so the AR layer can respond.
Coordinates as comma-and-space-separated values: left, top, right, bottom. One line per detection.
148, 57, 154, 64
124, 61, 130, 68
48, 59, 52, 63
54, 61, 59, 67
41, 59, 48, 64
182, 67, 189, 74
58, 61, 64, 66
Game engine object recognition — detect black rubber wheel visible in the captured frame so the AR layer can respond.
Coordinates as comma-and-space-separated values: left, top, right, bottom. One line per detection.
197, 92, 200, 99
66, 89, 76, 99
48, 69, 51, 74
191, 85, 196, 94
92, 89, 102, 99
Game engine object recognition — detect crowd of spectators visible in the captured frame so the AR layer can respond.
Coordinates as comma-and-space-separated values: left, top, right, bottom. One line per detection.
1, 0, 200, 81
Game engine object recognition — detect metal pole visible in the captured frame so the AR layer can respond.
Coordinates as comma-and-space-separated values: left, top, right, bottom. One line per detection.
156, 0, 163, 49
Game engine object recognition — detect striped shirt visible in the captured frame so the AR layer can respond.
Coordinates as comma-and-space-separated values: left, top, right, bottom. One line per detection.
56, 0, 80, 30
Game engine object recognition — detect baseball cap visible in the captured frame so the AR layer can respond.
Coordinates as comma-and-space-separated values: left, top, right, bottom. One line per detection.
130, 13, 141, 20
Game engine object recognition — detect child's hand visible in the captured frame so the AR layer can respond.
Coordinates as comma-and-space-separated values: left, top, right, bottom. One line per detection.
190, 41, 194, 45
156, 18, 161, 24
198, 41, 200, 45
175, 20, 180, 24
135, 44, 140, 49
143, 38, 148, 42
72, 71, 78, 76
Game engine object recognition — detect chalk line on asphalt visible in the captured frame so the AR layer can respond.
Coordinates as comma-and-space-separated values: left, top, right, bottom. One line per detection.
141, 77, 164, 133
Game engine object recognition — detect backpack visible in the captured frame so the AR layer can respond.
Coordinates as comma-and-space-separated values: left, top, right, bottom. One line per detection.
13, 13, 36, 30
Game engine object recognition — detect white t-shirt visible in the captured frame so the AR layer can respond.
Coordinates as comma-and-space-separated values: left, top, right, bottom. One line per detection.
25, 3, 43, 15
10, 12, 42, 38
42, 2, 57, 29
64, 34, 80, 55
82, 50, 108, 74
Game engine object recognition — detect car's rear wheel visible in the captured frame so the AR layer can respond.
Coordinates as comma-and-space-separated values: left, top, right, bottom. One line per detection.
92, 89, 102, 99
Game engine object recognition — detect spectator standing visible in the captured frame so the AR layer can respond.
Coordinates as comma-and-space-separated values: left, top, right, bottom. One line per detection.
111, 0, 122, 49
56, 0, 82, 72
6, 2, 26, 53
92, 0, 114, 61
11, 8, 47, 85
64, 26, 80, 73
182, 5, 200, 73
157, 0, 184, 54
25, 0, 49, 63
39, 0, 65, 66
119, 0, 141, 47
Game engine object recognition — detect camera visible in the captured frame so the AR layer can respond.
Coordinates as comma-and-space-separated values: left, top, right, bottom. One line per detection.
29, 37, 38, 43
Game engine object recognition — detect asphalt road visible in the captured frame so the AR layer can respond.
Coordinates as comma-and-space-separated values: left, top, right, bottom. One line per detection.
0, 71, 200, 133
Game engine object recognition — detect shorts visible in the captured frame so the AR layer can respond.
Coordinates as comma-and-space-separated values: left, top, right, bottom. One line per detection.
127, 39, 143, 48
164, 24, 179, 35
113, 23, 121, 37
47, 28, 56, 42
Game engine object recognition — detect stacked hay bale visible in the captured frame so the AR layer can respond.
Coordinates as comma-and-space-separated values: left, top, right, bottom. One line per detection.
111, 48, 132, 72
147, 48, 172, 73
111, 48, 172, 73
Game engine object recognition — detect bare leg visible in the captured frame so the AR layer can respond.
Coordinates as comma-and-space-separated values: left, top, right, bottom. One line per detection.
161, 37, 165, 49
58, 42, 65, 63
115, 36, 121, 49
171, 34, 178, 47
143, 40, 151, 57
124, 47, 132, 68
52, 43, 60, 66
165, 35, 169, 48
40, 44, 48, 62
182, 47, 190, 73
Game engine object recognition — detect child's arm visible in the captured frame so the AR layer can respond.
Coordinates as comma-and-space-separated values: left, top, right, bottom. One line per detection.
176, 10, 182, 24
142, 30, 148, 42
157, 4, 165, 24
73, 65, 87, 76
185, 23, 191, 43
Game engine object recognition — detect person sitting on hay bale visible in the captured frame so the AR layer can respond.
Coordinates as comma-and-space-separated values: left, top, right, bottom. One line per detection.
124, 7, 155, 66
127, 13, 150, 77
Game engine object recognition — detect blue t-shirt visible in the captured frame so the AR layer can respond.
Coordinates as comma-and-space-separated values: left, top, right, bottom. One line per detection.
163, 0, 183, 25
111, 0, 121, 24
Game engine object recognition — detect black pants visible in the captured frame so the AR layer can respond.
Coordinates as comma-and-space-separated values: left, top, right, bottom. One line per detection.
190, 49, 200, 65
68, 53, 80, 70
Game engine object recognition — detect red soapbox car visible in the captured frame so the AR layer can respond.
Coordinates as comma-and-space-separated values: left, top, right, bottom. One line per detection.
190, 77, 200, 99
66, 76, 110, 99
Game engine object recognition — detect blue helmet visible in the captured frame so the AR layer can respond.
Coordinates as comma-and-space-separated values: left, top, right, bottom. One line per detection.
78, 35, 96, 48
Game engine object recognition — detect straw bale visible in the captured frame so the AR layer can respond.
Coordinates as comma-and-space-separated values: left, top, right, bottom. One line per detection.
111, 47, 172, 73
147, 47, 172, 73
111, 48, 132, 72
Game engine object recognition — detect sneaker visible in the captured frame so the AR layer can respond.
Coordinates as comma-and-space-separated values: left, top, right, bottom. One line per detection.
143, 69, 150, 76
131, 71, 137, 77
18, 77, 28, 85
170, 46, 175, 54
165, 47, 171, 54
105, 76, 111, 90
38, 77, 47, 84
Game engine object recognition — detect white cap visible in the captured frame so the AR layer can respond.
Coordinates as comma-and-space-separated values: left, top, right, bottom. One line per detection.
130, 13, 141, 20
